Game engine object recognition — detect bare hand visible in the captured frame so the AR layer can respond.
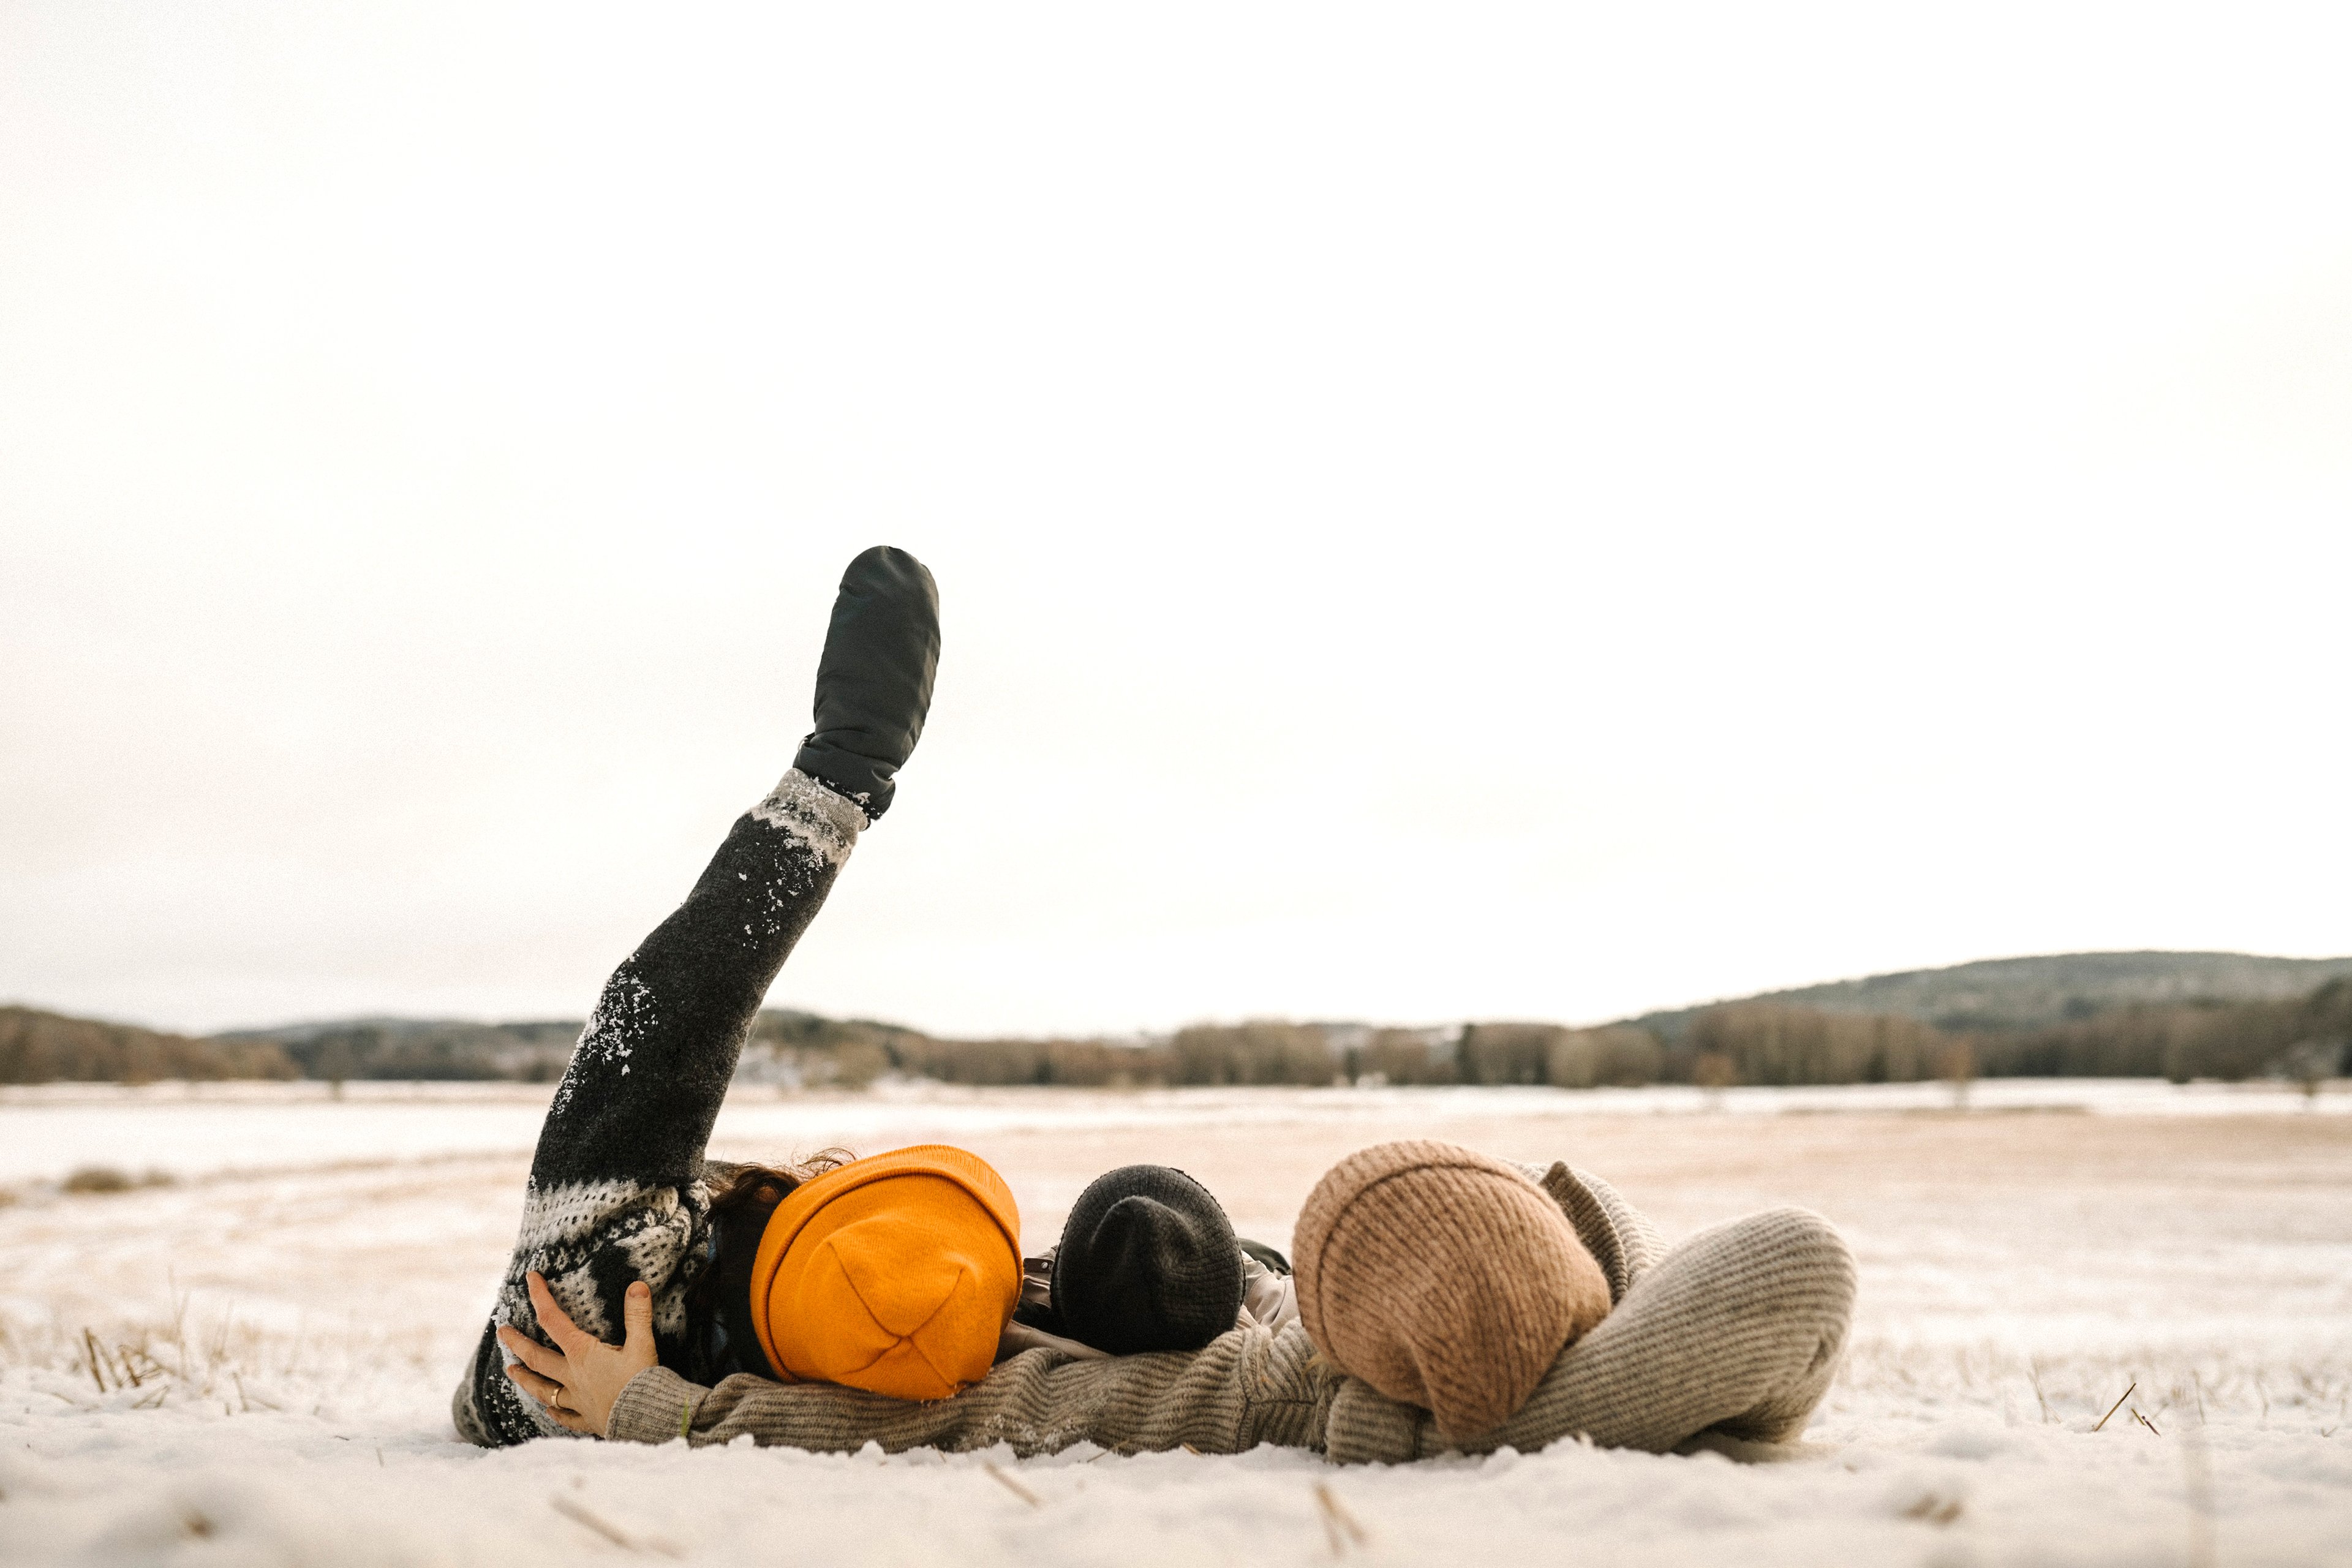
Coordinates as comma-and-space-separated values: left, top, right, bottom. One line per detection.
499, 1272, 657, 1436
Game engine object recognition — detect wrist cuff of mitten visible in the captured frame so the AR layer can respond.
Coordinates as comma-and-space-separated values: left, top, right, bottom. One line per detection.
608, 1365, 706, 1444
791, 741, 898, 821
752, 768, 868, 859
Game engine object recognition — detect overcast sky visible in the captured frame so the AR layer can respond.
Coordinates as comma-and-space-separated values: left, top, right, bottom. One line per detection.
4, 4, 2349, 1038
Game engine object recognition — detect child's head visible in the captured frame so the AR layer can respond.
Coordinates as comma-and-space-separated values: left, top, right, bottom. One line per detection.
1052, 1164, 1246, 1355
1293, 1140, 1612, 1438
750, 1144, 1022, 1399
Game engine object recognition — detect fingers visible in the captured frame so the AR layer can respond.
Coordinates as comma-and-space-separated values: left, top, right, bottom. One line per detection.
622, 1280, 653, 1352
503, 1359, 564, 1407
504, 1363, 599, 1434
545, 1403, 599, 1436
526, 1270, 585, 1351
497, 1324, 568, 1381
503, 1358, 598, 1434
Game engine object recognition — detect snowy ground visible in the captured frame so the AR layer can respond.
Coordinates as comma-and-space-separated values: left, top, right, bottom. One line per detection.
2, 1085, 2347, 1566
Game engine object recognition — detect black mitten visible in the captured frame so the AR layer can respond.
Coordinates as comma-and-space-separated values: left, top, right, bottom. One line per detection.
793, 546, 940, 820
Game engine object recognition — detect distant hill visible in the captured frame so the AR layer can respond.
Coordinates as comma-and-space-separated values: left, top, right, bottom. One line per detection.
0, 1006, 297, 1084
12, 948, 2349, 1087
207, 1009, 922, 1084
211, 1017, 586, 1082
1619, 951, 2352, 1041
217, 1016, 490, 1042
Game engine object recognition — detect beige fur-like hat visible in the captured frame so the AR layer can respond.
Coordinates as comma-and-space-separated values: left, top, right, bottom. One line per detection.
1293, 1140, 1612, 1438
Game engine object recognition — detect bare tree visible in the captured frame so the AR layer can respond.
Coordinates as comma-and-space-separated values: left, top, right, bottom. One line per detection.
1937, 1038, 1976, 1110
1691, 1051, 1737, 1110
2278, 1038, 2343, 1109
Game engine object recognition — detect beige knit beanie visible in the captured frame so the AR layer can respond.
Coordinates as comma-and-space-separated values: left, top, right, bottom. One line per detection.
1293, 1140, 1613, 1438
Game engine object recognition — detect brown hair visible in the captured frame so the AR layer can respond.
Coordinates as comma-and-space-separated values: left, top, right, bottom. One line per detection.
705, 1147, 858, 1219
684, 1148, 861, 1374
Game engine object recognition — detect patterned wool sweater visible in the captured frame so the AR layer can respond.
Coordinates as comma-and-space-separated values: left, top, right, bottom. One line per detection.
452, 770, 865, 1448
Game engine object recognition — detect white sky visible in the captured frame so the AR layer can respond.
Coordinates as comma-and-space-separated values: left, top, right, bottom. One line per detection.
4, 4, 2349, 1038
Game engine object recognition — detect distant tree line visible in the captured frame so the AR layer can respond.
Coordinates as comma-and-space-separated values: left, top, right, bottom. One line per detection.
1682, 1005, 1956, 1087
1969, 981, 2352, 1084
4, 981, 2346, 1088
0, 1008, 297, 1085
271, 1020, 584, 1083
761, 984, 2349, 1091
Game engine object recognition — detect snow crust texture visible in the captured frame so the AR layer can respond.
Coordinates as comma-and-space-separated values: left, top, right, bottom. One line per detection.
2, 1088, 2348, 1566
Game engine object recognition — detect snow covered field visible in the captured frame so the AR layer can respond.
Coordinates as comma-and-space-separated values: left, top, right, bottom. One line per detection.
5, 1076, 2342, 1189
2, 1085, 2347, 1565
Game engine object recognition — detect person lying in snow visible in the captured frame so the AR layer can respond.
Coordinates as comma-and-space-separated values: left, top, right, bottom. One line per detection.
454, 546, 1856, 1461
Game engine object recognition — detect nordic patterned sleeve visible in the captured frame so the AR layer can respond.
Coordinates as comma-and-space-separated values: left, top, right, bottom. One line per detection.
451, 769, 865, 1447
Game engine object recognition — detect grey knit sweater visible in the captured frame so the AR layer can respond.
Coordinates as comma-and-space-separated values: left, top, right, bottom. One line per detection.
605, 1163, 1856, 1461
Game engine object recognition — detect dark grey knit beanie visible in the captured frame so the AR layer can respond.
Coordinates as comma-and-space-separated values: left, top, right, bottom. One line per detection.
1052, 1165, 1245, 1355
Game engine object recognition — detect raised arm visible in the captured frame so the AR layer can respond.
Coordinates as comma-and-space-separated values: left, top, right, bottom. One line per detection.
453, 547, 938, 1448
526, 770, 862, 1194
532, 543, 939, 1193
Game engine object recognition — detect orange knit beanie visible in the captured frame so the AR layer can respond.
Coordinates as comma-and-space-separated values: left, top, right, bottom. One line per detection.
749, 1145, 1022, 1401
1293, 1140, 1612, 1438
